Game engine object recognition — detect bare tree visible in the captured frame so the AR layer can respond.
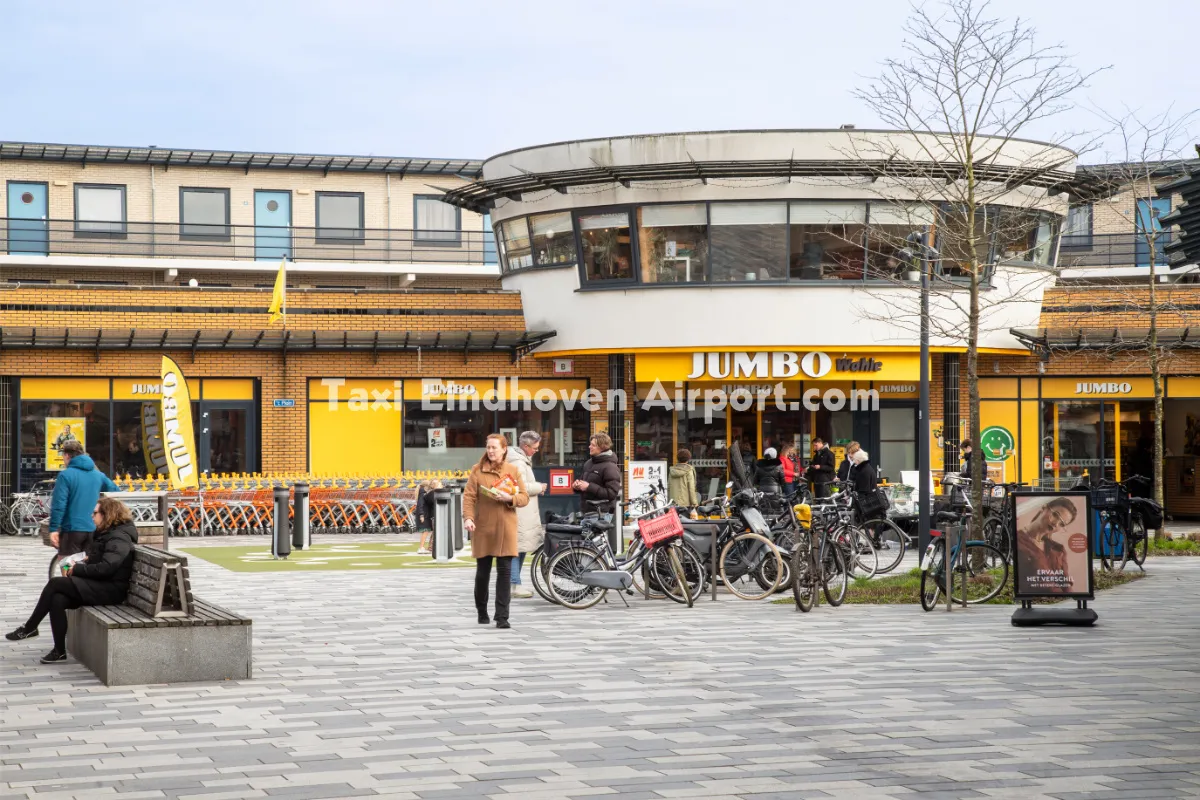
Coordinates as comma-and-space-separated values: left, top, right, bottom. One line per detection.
847, 0, 1099, 533
1055, 106, 1198, 534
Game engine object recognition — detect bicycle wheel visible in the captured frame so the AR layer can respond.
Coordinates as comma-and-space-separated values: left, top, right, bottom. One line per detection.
1129, 513, 1148, 568
790, 534, 815, 612
545, 546, 607, 610
821, 541, 848, 607
1101, 515, 1128, 572
9, 503, 24, 535
919, 537, 945, 612
0, 503, 14, 535
847, 526, 878, 578
719, 532, 783, 601
666, 546, 694, 608
861, 517, 906, 574
949, 543, 1008, 604
754, 540, 792, 593
529, 549, 557, 604
982, 518, 1010, 563
647, 544, 705, 604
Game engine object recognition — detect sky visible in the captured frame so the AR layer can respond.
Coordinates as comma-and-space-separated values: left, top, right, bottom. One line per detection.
3, 0, 1198, 164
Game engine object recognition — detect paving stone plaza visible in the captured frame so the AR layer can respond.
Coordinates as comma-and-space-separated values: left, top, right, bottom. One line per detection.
2, 536, 1199, 800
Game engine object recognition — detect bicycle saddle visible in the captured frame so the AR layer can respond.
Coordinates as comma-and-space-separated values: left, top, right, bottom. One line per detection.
933, 510, 961, 523
583, 518, 613, 532
694, 504, 722, 516
545, 522, 584, 534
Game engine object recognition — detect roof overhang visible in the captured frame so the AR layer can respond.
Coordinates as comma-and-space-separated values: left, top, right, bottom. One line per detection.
1011, 326, 1200, 357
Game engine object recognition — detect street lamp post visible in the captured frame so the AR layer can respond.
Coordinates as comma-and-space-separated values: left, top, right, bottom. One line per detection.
911, 232, 932, 562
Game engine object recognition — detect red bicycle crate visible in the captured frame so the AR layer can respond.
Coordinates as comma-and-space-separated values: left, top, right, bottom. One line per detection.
637, 506, 684, 547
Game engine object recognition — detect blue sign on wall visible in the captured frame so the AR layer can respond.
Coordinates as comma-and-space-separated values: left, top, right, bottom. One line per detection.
273, 399, 296, 408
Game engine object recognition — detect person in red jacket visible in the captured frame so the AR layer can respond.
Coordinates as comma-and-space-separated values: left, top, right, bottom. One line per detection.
779, 443, 797, 499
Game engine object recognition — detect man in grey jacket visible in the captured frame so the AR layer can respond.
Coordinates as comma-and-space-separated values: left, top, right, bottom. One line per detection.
505, 431, 546, 598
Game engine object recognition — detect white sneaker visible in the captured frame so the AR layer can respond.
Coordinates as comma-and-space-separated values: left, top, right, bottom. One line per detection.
512, 587, 533, 599
415, 548, 430, 555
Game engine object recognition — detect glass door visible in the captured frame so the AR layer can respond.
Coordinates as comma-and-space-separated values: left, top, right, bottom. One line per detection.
878, 404, 917, 483
7, 182, 49, 254
197, 401, 257, 475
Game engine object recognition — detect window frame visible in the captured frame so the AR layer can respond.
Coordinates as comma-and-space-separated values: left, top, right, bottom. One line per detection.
574, 205, 640, 287
73, 183, 128, 239
1062, 202, 1093, 247
315, 191, 365, 243
413, 194, 462, 246
178, 187, 231, 241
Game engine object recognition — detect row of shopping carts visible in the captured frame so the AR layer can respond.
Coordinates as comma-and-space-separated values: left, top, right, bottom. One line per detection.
114, 472, 470, 493
163, 486, 420, 536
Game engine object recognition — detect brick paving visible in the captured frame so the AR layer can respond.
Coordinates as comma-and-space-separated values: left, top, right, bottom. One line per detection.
2, 535, 1199, 799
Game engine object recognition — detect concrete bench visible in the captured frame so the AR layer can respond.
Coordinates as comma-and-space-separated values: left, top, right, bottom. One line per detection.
66, 545, 252, 686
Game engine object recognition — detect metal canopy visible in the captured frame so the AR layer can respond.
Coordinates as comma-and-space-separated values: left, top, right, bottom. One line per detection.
444, 157, 1083, 212
0, 327, 554, 360
0, 141, 483, 178
1011, 326, 1200, 355
1158, 149, 1200, 267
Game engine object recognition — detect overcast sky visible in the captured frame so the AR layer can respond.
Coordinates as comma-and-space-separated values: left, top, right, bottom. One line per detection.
4, 0, 1197, 163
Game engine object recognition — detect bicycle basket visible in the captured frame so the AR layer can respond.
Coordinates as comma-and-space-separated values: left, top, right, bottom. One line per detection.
1091, 484, 1126, 511
637, 507, 684, 547
543, 523, 584, 558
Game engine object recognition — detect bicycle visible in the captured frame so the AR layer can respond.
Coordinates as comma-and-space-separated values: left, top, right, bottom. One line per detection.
545, 506, 704, 610
919, 507, 1008, 611
789, 500, 849, 611
812, 485, 878, 579
848, 487, 909, 575
980, 480, 1027, 562
1091, 475, 1150, 572
687, 488, 786, 601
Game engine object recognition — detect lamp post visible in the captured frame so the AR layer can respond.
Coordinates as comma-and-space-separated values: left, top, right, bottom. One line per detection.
909, 232, 932, 561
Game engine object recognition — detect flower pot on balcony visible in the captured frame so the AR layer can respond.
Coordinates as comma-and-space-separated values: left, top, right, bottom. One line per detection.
905, 270, 921, 282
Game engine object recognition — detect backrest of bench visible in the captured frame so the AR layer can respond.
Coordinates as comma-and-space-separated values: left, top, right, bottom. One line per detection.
128, 545, 193, 618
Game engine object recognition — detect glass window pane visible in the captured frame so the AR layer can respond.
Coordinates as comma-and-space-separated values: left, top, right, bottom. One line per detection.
113, 401, 168, 479
500, 217, 532, 271
579, 210, 633, 282
788, 201, 865, 225
19, 400, 112, 491
77, 186, 125, 233
679, 404, 728, 501
403, 402, 490, 471
1063, 203, 1092, 240
789, 224, 864, 280
181, 189, 228, 237
415, 196, 459, 241
317, 193, 363, 240
530, 211, 575, 266
710, 203, 786, 282
637, 204, 708, 283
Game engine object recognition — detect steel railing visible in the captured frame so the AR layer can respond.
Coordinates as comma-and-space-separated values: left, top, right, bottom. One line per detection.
1, 218, 499, 266
1060, 232, 1173, 269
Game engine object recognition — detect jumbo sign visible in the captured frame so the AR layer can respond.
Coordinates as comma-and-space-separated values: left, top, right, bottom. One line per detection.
638, 350, 918, 383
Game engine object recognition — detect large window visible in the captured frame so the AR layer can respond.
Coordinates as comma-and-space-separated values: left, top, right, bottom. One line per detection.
179, 187, 230, 239
529, 211, 575, 267
788, 202, 865, 280
316, 192, 364, 241
994, 208, 1056, 265
637, 204, 708, 283
1062, 203, 1093, 245
579, 210, 634, 282
414, 195, 460, 244
74, 184, 126, 236
710, 203, 787, 282
499, 217, 532, 272
19, 401, 112, 491
403, 403, 490, 472
865, 203, 935, 280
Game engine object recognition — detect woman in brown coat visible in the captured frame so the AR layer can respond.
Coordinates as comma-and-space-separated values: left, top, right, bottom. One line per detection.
463, 433, 529, 629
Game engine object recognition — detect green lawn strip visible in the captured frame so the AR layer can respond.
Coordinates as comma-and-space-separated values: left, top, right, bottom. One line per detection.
772, 566, 1145, 606
179, 542, 476, 573
1149, 538, 1200, 556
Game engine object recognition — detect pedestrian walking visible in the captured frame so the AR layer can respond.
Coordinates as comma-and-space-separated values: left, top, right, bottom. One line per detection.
959, 439, 975, 483
754, 447, 784, 494
668, 448, 700, 508
47, 440, 119, 564
807, 437, 836, 498
573, 433, 623, 517
463, 434, 529, 629
836, 441, 861, 483
505, 431, 545, 599
7, 497, 138, 663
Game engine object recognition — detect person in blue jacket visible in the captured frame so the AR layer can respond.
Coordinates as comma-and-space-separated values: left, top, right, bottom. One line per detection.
47, 440, 118, 560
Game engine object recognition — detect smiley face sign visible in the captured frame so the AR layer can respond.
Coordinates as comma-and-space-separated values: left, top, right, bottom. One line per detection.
980, 426, 1015, 462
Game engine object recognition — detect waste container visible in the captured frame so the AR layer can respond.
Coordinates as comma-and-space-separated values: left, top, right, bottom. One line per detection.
292, 481, 311, 550
432, 485, 465, 561
272, 484, 291, 559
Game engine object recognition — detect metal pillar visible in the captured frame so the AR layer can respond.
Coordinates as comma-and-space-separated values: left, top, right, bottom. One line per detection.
292, 481, 310, 550
918, 236, 932, 559
272, 484, 291, 559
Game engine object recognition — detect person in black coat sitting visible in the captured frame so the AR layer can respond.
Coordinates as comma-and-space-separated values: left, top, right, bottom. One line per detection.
6, 497, 139, 664
755, 448, 785, 494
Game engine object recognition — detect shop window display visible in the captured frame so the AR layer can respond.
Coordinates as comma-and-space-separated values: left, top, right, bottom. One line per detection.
19, 401, 112, 491
403, 403, 491, 472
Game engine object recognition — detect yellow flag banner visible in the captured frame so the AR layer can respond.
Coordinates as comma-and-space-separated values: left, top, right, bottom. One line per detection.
160, 355, 200, 490
268, 257, 286, 323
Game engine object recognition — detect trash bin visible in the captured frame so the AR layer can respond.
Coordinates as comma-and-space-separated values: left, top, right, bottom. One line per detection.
433, 486, 465, 562
292, 481, 310, 550
272, 484, 291, 560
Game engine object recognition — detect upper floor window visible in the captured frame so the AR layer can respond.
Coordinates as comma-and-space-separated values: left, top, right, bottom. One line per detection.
530, 211, 575, 267
579, 210, 634, 282
414, 195, 460, 244
180, 187, 230, 240
499, 217, 532, 272
74, 184, 126, 236
789, 201, 866, 280
637, 204, 707, 283
710, 202, 787, 282
1062, 203, 1092, 244
316, 192, 364, 242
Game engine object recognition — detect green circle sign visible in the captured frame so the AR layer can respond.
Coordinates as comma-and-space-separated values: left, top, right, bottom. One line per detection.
980, 426, 1015, 462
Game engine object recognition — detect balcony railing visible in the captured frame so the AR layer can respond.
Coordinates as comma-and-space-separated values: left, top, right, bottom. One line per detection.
1, 218, 499, 266
1059, 232, 1173, 269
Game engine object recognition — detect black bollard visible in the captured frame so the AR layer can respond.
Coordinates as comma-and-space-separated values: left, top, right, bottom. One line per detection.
292, 481, 310, 550
272, 484, 291, 560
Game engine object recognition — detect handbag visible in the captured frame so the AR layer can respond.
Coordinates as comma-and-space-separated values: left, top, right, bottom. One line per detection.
856, 488, 890, 520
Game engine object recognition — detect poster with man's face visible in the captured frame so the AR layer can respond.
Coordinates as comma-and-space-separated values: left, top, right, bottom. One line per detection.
1012, 492, 1092, 598
45, 417, 86, 471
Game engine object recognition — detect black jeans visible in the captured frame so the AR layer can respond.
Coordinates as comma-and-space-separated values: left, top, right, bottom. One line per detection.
812, 481, 832, 499
475, 556, 513, 623
24, 577, 83, 652
58, 530, 92, 557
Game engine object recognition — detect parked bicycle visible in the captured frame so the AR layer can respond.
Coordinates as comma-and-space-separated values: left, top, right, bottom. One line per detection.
1088, 474, 1153, 572
919, 501, 1008, 611
789, 499, 850, 611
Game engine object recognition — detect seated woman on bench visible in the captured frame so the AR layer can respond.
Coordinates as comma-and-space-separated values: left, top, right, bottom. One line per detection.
7, 496, 139, 664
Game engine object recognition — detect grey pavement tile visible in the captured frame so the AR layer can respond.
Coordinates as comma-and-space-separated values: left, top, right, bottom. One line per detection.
2, 538, 1199, 800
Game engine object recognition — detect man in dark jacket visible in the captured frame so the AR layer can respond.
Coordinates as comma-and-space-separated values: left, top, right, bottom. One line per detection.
755, 448, 784, 494
47, 440, 119, 560
959, 440, 974, 482
808, 437, 836, 498
7, 496, 138, 664
573, 432, 623, 516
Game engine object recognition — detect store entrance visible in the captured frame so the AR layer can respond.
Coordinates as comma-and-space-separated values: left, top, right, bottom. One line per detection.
197, 401, 258, 475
